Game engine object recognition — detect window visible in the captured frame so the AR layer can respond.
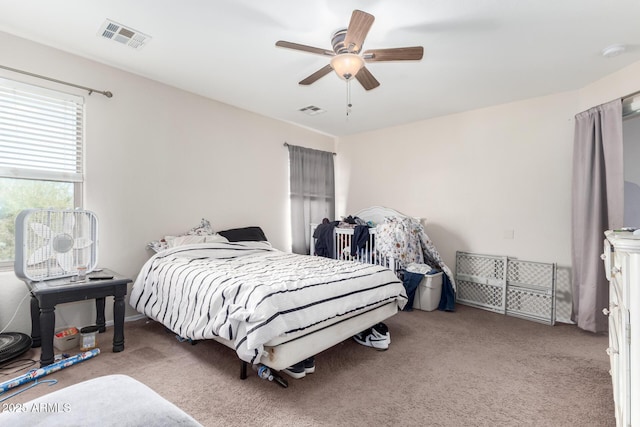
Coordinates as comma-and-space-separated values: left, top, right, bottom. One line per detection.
287, 144, 335, 255
0, 78, 84, 267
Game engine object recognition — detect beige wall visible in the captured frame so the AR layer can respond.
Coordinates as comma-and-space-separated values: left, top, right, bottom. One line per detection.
335, 91, 577, 269
0, 31, 335, 334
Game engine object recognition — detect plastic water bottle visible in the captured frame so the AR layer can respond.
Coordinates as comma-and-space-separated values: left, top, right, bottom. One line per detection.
252, 364, 288, 388
256, 365, 274, 381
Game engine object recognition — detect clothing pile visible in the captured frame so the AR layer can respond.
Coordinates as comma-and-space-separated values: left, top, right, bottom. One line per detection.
375, 216, 456, 290
402, 263, 456, 312
375, 216, 456, 311
312, 215, 372, 258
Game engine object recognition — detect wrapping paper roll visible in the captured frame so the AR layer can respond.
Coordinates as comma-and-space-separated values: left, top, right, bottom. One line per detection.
0, 349, 100, 394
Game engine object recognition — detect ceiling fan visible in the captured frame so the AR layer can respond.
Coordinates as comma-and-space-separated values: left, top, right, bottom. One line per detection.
276, 9, 424, 91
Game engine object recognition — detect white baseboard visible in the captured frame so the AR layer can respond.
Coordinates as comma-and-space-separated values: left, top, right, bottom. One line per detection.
104, 313, 147, 328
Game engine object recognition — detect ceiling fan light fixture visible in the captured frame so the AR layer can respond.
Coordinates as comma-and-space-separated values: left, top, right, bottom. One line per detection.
330, 54, 364, 80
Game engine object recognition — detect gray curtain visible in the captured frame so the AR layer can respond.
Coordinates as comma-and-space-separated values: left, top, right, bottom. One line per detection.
571, 99, 623, 332
288, 144, 335, 254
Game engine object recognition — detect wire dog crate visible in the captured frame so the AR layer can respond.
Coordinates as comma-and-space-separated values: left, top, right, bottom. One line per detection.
455, 251, 556, 325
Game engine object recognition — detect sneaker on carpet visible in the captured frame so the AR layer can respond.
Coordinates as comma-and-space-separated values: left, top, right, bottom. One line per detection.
303, 357, 315, 374
371, 323, 391, 344
282, 361, 306, 379
353, 328, 389, 351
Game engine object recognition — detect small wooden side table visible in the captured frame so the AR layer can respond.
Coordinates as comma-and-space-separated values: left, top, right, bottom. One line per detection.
27, 269, 131, 366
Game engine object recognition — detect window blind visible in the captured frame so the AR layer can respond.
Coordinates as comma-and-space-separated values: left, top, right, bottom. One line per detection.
0, 78, 84, 182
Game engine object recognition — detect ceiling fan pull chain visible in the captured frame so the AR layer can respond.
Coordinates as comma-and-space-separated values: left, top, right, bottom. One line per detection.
346, 78, 352, 118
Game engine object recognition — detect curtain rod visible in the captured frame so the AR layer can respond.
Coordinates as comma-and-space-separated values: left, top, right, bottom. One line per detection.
0, 64, 113, 98
283, 142, 336, 156
622, 88, 640, 102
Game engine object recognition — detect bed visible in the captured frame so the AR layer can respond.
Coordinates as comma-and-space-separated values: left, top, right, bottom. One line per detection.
130, 226, 407, 375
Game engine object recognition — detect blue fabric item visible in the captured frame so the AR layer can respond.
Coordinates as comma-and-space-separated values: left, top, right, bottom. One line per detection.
438, 273, 456, 312
402, 271, 425, 311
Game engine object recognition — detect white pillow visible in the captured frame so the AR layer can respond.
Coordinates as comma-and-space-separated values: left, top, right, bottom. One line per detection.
148, 219, 223, 252
165, 234, 228, 248
204, 234, 228, 243
167, 235, 206, 247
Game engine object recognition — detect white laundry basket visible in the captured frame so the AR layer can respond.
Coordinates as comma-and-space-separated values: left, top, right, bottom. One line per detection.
413, 272, 444, 311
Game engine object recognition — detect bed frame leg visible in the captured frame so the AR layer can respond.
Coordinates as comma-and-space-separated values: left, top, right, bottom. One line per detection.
240, 361, 248, 380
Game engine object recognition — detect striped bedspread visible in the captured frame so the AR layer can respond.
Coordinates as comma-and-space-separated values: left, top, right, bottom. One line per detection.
130, 241, 407, 364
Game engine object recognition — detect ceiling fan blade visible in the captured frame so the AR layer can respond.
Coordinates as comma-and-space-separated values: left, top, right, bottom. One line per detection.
276, 40, 335, 57
344, 10, 375, 53
363, 46, 424, 62
299, 64, 334, 85
355, 66, 380, 91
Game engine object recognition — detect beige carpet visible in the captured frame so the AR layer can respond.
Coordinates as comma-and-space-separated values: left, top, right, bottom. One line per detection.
3, 304, 614, 426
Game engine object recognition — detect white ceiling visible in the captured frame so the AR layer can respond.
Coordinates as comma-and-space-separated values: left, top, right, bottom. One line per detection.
1, 0, 639, 137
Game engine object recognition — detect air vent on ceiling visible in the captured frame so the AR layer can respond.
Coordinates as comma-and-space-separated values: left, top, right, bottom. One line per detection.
299, 105, 326, 116
98, 19, 151, 49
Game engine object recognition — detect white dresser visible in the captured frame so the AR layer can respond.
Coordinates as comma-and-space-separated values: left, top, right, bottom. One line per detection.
603, 230, 639, 427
